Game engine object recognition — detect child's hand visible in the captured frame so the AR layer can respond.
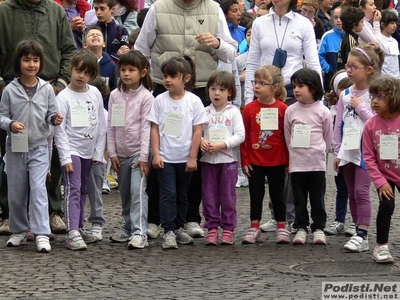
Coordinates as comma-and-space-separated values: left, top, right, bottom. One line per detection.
186, 158, 197, 172
135, 160, 150, 177
10, 121, 25, 133
349, 96, 362, 109
200, 140, 210, 152
333, 158, 340, 173
378, 183, 394, 201
63, 163, 74, 173
117, 45, 130, 56
373, 10, 382, 22
208, 142, 226, 155
93, 160, 100, 165
53, 112, 63, 126
152, 154, 164, 169
242, 165, 252, 177
111, 157, 121, 173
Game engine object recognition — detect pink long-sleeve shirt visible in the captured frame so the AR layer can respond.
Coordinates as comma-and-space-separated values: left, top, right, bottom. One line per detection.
107, 84, 154, 162
362, 114, 400, 189
284, 100, 333, 173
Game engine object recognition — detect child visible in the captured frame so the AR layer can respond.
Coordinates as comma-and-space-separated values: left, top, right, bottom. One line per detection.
363, 76, 400, 263
220, 0, 246, 48
86, 76, 110, 241
241, 65, 290, 244
93, 0, 129, 61
201, 71, 245, 245
319, 6, 344, 92
379, 9, 400, 78
333, 43, 385, 252
55, 50, 107, 251
148, 56, 208, 249
0, 39, 63, 253
108, 50, 154, 249
337, 6, 365, 70
83, 25, 118, 103
285, 68, 333, 246
324, 70, 355, 236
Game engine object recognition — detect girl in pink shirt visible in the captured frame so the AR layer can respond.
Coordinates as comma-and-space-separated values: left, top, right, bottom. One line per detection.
363, 77, 400, 264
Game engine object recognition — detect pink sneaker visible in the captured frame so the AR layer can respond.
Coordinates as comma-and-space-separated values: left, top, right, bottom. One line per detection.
242, 227, 262, 244
276, 228, 290, 244
221, 230, 234, 245
205, 228, 218, 246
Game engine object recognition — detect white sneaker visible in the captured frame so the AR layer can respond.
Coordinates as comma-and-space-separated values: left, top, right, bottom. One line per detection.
184, 222, 204, 238
147, 223, 161, 239
102, 178, 110, 194
0, 218, 11, 235
345, 223, 356, 236
91, 223, 103, 241
260, 219, 277, 232
324, 221, 345, 235
79, 228, 98, 243
286, 222, 297, 234
313, 230, 326, 245
344, 235, 369, 252
236, 171, 249, 188
110, 228, 130, 243
7, 232, 27, 247
162, 231, 178, 249
36, 235, 51, 253
66, 230, 87, 251
50, 212, 66, 233
128, 235, 149, 249
373, 245, 394, 264
293, 229, 307, 245
175, 228, 194, 245
106, 173, 118, 189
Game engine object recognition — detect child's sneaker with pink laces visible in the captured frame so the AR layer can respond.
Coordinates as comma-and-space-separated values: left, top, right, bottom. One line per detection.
221, 230, 234, 245
205, 228, 218, 246
242, 227, 262, 244
276, 228, 290, 244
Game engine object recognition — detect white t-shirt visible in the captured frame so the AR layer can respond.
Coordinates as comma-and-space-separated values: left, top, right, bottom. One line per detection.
148, 91, 208, 163
380, 35, 400, 79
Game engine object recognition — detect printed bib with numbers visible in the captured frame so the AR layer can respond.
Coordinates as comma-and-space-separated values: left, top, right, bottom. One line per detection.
380, 134, 399, 160
342, 127, 360, 150
292, 124, 311, 148
71, 102, 89, 127
260, 108, 278, 130
163, 112, 184, 137
111, 103, 126, 127
11, 130, 28, 152
209, 127, 228, 143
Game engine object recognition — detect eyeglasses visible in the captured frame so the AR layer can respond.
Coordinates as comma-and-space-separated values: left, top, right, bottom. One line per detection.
345, 64, 367, 71
301, 7, 315, 16
369, 94, 387, 100
333, 16, 340, 20
251, 80, 273, 87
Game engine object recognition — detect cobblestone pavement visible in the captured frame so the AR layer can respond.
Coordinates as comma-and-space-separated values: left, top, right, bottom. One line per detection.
0, 175, 399, 299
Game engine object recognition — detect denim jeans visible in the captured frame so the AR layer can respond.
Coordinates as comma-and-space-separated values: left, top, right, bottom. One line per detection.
157, 162, 192, 233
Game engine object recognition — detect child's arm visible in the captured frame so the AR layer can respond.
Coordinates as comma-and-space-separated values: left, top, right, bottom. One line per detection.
93, 92, 107, 164
151, 122, 164, 169
352, 97, 375, 122
240, 107, 252, 177
322, 107, 333, 153
186, 124, 202, 172
362, 120, 393, 200
332, 94, 345, 171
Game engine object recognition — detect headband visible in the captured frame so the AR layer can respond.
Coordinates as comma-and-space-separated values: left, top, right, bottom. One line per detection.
333, 72, 349, 95
355, 47, 374, 66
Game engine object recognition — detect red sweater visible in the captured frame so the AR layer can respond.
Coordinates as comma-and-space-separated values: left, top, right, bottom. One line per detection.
54, 0, 90, 18
241, 99, 288, 167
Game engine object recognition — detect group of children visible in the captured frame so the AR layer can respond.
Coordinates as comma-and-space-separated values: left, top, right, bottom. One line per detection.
0, 31, 399, 265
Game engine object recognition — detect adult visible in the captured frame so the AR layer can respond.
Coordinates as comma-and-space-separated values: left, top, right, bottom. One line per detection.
244, 0, 322, 105
317, 0, 334, 32
135, 0, 237, 238
113, 0, 139, 35
0, 0, 76, 234
300, 0, 326, 43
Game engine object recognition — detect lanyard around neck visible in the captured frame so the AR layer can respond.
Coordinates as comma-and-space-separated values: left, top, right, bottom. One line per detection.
272, 15, 290, 49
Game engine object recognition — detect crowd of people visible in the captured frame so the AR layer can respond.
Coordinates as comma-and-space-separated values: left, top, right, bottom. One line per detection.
0, 0, 399, 267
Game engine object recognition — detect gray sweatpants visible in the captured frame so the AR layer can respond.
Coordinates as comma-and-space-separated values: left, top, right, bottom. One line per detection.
87, 162, 106, 225
6, 144, 51, 235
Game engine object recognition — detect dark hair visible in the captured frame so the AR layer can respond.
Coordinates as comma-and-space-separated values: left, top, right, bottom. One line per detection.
380, 9, 398, 29
118, 0, 137, 12
240, 11, 256, 27
369, 76, 400, 113
291, 68, 324, 101
206, 71, 237, 102
340, 6, 365, 32
70, 50, 99, 79
220, 0, 239, 14
93, 0, 116, 9
161, 56, 196, 91
128, 28, 141, 48
117, 50, 152, 91
267, 0, 297, 13
84, 25, 104, 43
348, 42, 385, 81
245, 20, 254, 35
13, 39, 44, 75
89, 76, 110, 104
137, 8, 149, 28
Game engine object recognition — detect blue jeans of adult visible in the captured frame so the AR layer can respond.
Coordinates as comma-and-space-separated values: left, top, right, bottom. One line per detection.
157, 162, 192, 234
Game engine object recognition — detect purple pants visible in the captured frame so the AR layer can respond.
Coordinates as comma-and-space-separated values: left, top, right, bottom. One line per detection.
342, 163, 372, 226
63, 155, 93, 231
202, 162, 238, 231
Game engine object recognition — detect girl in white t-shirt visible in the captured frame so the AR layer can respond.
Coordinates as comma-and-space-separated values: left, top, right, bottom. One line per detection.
148, 56, 208, 249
